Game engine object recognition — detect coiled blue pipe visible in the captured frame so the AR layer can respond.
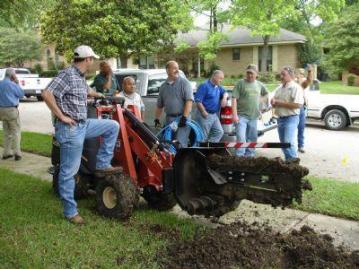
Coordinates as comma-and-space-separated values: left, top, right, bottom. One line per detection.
157, 117, 205, 153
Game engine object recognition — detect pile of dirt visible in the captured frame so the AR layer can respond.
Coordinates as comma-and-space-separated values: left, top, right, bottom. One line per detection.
161, 222, 359, 269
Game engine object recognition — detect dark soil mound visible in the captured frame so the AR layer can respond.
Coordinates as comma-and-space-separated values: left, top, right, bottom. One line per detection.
161, 222, 359, 269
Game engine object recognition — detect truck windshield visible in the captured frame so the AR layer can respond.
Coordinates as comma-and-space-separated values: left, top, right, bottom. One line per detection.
147, 74, 167, 96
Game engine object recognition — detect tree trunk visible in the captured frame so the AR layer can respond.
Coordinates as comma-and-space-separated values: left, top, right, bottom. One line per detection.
261, 35, 270, 72
120, 54, 128, 68
213, 6, 217, 32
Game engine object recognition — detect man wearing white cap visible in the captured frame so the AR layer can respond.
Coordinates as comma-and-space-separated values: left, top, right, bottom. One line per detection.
42, 45, 121, 225
232, 64, 268, 157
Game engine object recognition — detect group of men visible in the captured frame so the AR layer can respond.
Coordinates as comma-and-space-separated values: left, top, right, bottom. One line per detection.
8, 44, 307, 225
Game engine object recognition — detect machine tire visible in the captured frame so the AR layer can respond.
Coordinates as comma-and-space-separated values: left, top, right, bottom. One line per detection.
324, 109, 347, 130
36, 96, 43, 101
96, 173, 139, 220
142, 186, 176, 211
52, 166, 90, 200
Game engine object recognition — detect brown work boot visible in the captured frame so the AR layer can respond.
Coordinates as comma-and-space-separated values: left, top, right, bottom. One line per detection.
95, 166, 122, 177
68, 214, 85, 225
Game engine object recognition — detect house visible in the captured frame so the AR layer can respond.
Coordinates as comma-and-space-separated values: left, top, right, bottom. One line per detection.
170, 25, 306, 77
26, 25, 306, 78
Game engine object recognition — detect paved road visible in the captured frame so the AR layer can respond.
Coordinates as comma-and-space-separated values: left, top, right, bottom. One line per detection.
2, 99, 358, 182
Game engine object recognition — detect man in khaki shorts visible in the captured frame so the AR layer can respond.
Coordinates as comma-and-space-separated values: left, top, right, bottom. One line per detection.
0, 68, 24, 161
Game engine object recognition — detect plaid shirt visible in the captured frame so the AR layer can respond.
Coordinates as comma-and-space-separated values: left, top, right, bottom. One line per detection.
47, 66, 89, 121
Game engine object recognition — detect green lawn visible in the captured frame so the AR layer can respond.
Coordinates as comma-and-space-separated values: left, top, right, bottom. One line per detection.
0, 168, 201, 268
0, 168, 358, 267
0, 130, 52, 157
293, 177, 359, 221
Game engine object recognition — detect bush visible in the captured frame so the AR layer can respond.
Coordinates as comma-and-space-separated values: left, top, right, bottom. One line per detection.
258, 72, 277, 83
33, 64, 43, 74
40, 70, 58, 77
206, 63, 221, 78
347, 75, 356, 86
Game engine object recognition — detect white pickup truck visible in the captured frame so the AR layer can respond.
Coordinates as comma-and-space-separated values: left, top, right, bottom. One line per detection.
0, 68, 52, 101
307, 87, 359, 130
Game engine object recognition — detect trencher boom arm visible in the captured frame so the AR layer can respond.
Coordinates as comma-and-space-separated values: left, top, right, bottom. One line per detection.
96, 97, 311, 218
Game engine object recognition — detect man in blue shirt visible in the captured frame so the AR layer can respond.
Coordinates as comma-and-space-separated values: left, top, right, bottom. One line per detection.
195, 70, 228, 142
0, 68, 24, 161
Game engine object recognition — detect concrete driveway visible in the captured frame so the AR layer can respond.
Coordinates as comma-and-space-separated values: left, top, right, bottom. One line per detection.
3, 99, 359, 182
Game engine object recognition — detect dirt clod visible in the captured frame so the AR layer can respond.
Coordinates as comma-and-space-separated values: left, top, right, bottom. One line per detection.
161, 222, 358, 269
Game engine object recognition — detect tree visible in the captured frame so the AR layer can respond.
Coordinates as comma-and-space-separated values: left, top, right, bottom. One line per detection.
229, 0, 344, 72
40, 0, 192, 65
0, 0, 55, 28
323, 4, 359, 75
0, 28, 41, 67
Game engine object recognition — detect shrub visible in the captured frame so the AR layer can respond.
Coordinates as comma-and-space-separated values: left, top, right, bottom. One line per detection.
347, 75, 356, 86
258, 72, 276, 83
40, 70, 58, 77
206, 63, 221, 78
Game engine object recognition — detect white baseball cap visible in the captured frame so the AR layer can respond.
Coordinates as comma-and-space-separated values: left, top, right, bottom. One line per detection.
73, 45, 99, 59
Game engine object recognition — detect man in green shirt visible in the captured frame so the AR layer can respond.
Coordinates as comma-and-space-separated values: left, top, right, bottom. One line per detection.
232, 64, 268, 157
91, 62, 119, 96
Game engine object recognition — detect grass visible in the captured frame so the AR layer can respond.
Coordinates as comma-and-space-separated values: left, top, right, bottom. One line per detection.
0, 168, 202, 269
0, 167, 358, 267
191, 78, 359, 95
293, 177, 359, 221
0, 130, 52, 157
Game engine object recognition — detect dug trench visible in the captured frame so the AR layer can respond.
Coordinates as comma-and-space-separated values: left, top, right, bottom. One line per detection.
155, 221, 359, 269
155, 156, 358, 268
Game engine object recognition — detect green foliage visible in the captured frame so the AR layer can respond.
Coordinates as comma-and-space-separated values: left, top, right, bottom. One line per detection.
40, 0, 192, 60
0, 0, 55, 28
258, 72, 277, 83
33, 63, 43, 75
206, 62, 221, 77
175, 42, 191, 53
40, 70, 59, 78
347, 75, 356, 86
323, 4, 359, 74
0, 28, 41, 67
197, 32, 227, 61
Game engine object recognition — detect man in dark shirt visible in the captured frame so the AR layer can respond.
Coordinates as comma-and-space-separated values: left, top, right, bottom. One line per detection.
91, 61, 119, 96
42, 45, 121, 225
154, 61, 193, 147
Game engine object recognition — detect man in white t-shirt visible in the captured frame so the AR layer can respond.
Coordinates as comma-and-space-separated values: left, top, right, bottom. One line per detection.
271, 66, 304, 162
118, 76, 145, 120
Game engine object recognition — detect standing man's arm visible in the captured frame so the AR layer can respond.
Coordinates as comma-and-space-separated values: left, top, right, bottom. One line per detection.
42, 90, 76, 125
183, 80, 194, 118
88, 88, 104, 98
231, 81, 241, 123
195, 84, 208, 118
183, 100, 193, 118
220, 87, 228, 108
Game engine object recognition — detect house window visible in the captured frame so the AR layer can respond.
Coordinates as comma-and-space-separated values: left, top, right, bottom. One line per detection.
258, 46, 273, 72
139, 55, 155, 69
232, 48, 240, 61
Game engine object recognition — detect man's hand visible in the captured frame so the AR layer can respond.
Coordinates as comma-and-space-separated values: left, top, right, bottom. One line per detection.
60, 115, 76, 126
96, 92, 105, 98
202, 111, 209, 118
270, 98, 276, 107
154, 118, 161, 128
233, 114, 239, 123
178, 116, 187, 127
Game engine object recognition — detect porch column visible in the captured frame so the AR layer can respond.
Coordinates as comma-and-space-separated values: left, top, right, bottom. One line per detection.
197, 54, 201, 78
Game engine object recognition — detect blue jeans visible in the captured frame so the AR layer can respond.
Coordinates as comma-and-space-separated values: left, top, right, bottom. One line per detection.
235, 115, 258, 157
166, 115, 191, 148
298, 107, 306, 149
196, 112, 224, 142
55, 119, 119, 218
277, 115, 299, 161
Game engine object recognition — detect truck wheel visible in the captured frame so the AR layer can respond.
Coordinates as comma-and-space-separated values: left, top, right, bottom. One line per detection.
96, 173, 139, 220
53, 166, 90, 200
324, 109, 347, 130
142, 186, 176, 211
37, 96, 43, 101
